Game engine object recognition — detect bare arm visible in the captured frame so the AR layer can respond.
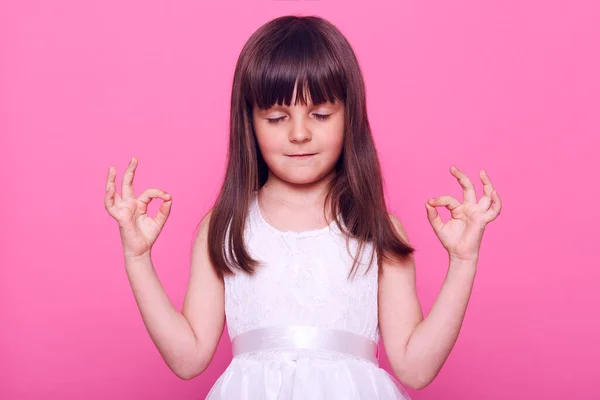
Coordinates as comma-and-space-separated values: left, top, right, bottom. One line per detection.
124, 211, 225, 379
379, 214, 476, 390
399, 257, 475, 389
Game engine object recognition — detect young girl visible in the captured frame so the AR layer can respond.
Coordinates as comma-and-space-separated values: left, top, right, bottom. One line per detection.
104, 15, 501, 399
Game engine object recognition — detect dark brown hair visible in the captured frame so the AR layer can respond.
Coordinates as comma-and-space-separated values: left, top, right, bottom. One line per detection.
205, 15, 415, 278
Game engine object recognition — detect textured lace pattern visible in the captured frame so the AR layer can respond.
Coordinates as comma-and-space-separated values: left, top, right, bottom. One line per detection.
224, 194, 380, 348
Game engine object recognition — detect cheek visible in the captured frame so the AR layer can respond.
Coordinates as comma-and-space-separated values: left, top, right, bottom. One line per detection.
255, 133, 281, 156
322, 126, 345, 154
253, 121, 280, 154
255, 135, 287, 171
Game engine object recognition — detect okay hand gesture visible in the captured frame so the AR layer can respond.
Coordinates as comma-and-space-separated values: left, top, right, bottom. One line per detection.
104, 157, 172, 259
425, 166, 502, 263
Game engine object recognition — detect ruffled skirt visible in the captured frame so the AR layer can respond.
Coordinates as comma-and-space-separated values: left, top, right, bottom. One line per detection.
206, 351, 411, 400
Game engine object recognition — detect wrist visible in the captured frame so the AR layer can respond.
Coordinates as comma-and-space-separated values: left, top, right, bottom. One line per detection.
449, 255, 478, 271
124, 251, 153, 267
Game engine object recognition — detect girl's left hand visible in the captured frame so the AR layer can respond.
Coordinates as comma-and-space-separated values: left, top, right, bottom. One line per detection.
425, 165, 502, 263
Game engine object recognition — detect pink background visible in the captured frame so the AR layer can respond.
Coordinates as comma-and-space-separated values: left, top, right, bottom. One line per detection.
1, 0, 598, 399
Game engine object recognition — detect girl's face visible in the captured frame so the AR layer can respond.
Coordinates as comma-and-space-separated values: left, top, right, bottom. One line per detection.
252, 86, 345, 186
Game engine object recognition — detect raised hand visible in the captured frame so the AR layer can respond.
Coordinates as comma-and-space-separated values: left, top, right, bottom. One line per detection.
104, 157, 173, 259
425, 165, 502, 263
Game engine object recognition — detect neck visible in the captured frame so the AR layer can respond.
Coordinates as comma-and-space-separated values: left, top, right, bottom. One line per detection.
259, 170, 336, 212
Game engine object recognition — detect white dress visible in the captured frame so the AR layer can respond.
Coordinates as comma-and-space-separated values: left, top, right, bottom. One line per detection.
206, 193, 411, 399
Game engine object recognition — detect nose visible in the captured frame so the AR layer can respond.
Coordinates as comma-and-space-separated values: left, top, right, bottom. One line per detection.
288, 119, 312, 143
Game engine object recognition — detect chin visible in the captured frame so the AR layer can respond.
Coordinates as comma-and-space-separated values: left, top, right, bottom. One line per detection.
273, 169, 330, 186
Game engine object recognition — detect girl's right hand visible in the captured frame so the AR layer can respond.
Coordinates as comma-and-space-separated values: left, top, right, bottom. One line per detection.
104, 157, 173, 260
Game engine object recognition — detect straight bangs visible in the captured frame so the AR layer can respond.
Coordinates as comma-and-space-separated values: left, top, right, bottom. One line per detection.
242, 21, 347, 111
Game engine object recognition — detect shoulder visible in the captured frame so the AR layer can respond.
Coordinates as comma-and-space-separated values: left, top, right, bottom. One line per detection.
194, 208, 215, 243
387, 212, 411, 245
201, 208, 215, 228
379, 212, 415, 273
192, 209, 222, 265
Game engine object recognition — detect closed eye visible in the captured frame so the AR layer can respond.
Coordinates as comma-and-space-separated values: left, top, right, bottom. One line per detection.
267, 117, 285, 124
266, 114, 331, 124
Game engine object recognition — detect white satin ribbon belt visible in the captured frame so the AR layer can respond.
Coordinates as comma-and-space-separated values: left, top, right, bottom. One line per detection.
231, 325, 379, 364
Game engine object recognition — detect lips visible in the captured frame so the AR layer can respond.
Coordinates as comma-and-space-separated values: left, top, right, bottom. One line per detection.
287, 153, 316, 157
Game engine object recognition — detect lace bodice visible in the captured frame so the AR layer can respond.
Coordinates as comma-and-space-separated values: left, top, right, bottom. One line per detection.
223, 194, 380, 343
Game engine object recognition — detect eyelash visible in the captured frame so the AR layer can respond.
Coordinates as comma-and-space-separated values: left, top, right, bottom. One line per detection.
267, 114, 330, 124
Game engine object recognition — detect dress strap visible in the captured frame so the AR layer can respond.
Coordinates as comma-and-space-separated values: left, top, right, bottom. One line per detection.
231, 325, 380, 365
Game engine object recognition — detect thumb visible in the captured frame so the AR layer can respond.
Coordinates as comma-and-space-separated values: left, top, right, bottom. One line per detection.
154, 195, 172, 229
425, 201, 444, 232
